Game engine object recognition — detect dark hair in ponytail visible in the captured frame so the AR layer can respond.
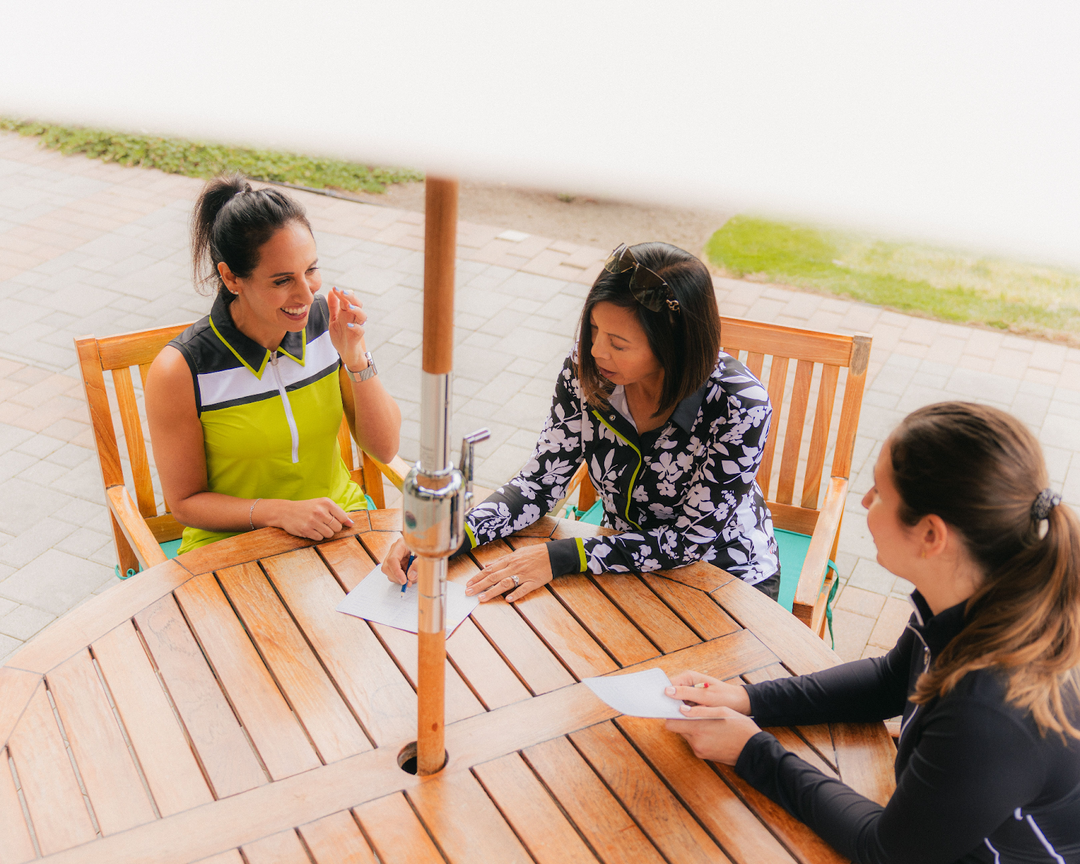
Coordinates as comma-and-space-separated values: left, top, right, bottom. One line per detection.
191, 173, 311, 304
890, 402, 1080, 739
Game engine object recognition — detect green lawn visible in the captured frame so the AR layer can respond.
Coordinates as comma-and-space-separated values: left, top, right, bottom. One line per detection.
0, 118, 422, 194
706, 216, 1080, 345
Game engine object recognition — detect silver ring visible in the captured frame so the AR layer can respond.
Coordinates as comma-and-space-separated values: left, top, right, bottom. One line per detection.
511, 574, 520, 587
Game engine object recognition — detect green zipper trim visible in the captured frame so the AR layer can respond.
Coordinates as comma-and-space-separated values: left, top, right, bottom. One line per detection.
464, 523, 478, 549
591, 409, 643, 530
575, 537, 587, 572
209, 315, 269, 379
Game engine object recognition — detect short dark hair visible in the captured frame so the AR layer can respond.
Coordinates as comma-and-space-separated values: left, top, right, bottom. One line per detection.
191, 173, 312, 304
576, 242, 721, 416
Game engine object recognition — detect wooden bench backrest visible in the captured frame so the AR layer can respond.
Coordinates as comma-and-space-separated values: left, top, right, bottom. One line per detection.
717, 316, 871, 535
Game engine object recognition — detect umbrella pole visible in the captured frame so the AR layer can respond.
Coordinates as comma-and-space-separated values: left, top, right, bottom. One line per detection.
410, 176, 458, 776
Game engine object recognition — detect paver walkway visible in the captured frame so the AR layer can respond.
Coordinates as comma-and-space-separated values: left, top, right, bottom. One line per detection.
1, 130, 1078, 664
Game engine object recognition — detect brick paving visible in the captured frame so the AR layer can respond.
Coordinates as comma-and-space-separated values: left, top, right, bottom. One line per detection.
1, 129, 1079, 663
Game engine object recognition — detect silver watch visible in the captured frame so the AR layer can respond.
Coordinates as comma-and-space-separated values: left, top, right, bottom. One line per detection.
346, 351, 377, 382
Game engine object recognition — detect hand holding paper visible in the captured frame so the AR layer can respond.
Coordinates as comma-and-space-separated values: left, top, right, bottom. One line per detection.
583, 668, 691, 719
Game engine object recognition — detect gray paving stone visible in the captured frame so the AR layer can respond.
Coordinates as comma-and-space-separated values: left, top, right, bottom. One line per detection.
0, 549, 114, 615
0, 633, 21, 664
0, 517, 78, 568
0, 604, 56, 640
0, 424, 35, 455
846, 557, 896, 595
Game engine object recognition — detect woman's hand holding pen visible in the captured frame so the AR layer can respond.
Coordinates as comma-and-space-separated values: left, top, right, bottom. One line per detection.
383, 537, 418, 586
663, 671, 761, 766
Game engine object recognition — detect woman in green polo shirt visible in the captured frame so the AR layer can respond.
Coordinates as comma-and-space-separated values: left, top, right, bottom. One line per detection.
146, 174, 401, 552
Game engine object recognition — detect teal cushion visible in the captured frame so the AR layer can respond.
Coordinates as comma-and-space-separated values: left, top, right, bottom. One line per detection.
775, 528, 815, 612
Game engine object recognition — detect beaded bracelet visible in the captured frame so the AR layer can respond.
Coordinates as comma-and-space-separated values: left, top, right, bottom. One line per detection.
249, 498, 262, 531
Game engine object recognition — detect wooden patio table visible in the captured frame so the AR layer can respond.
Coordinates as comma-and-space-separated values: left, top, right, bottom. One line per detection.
0, 510, 896, 864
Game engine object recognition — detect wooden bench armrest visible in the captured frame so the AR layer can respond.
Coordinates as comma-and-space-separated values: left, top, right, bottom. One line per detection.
792, 475, 847, 631
105, 486, 168, 571
367, 453, 411, 490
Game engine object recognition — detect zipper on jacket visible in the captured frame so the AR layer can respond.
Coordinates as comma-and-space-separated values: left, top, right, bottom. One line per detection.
592, 409, 644, 530
269, 352, 300, 464
897, 624, 932, 746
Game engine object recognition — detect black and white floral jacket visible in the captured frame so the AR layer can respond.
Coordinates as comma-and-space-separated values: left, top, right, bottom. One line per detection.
464, 351, 779, 584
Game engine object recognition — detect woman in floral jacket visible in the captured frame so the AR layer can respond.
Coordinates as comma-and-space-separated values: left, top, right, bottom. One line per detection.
386, 242, 780, 601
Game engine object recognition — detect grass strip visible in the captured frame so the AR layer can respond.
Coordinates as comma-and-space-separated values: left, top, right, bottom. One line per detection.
707, 216, 1080, 344
0, 118, 422, 193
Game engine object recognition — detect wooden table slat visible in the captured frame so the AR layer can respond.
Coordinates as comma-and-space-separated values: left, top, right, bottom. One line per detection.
743, 664, 837, 772
446, 619, 532, 711
523, 736, 666, 863
6, 685, 97, 856
472, 753, 599, 864
0, 746, 37, 864
46, 650, 157, 834
297, 810, 378, 864
406, 768, 533, 864
570, 722, 734, 864
369, 622, 486, 724
217, 562, 372, 762
642, 573, 741, 641
503, 537, 620, 678
713, 763, 849, 864
831, 723, 897, 807
0, 667, 42, 750
548, 575, 659, 666
266, 544, 418, 747
594, 573, 700, 653
134, 594, 268, 798
93, 621, 215, 816
195, 852, 244, 864
710, 581, 840, 676
174, 573, 323, 779
615, 716, 799, 864
241, 828, 312, 864
467, 542, 576, 694
353, 793, 447, 864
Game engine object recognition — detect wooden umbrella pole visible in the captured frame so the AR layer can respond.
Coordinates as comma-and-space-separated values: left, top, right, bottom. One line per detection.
414, 176, 458, 775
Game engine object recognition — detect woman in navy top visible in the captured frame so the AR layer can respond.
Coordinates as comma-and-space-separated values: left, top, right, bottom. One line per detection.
667, 402, 1080, 863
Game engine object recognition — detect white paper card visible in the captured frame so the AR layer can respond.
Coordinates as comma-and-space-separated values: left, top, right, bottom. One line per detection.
336, 562, 478, 636
583, 667, 692, 719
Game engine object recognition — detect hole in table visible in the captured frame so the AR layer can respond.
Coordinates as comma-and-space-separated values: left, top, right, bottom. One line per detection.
397, 741, 447, 775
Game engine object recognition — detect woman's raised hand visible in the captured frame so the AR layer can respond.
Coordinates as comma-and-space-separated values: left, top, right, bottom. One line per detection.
327, 286, 369, 371
466, 544, 553, 602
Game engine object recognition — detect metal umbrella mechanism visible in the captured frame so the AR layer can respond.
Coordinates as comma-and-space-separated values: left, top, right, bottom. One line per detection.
401, 177, 488, 775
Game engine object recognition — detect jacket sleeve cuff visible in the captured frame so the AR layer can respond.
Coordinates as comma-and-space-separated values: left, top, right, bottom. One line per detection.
546, 538, 587, 578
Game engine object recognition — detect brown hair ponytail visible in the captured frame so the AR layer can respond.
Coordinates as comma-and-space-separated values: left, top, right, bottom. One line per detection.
191, 173, 311, 304
890, 402, 1080, 739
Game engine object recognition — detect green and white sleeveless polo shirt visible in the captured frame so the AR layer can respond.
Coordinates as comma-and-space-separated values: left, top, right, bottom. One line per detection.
169, 294, 367, 553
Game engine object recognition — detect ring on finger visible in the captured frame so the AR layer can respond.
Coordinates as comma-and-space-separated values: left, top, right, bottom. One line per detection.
511, 574, 520, 587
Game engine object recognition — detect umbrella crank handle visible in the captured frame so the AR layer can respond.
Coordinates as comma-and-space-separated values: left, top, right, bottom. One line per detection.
459, 428, 490, 508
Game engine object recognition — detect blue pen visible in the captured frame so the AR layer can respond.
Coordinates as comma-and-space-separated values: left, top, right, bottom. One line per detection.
401, 555, 415, 595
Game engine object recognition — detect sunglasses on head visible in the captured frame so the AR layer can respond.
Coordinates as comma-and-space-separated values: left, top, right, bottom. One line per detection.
602, 244, 681, 314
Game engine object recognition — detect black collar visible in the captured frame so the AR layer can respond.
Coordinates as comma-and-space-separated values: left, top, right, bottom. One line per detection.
208, 294, 307, 379
670, 380, 708, 433
909, 590, 968, 657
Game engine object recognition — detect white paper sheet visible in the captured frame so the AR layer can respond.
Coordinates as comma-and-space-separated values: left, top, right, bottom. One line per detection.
583, 667, 696, 720
335, 562, 478, 636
